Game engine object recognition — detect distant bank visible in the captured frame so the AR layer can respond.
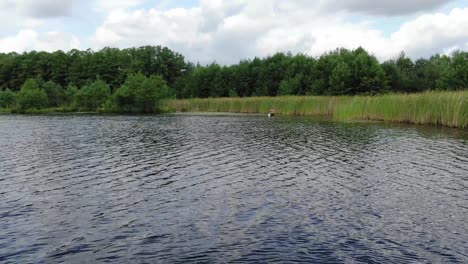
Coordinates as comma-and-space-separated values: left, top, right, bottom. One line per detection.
162, 91, 468, 128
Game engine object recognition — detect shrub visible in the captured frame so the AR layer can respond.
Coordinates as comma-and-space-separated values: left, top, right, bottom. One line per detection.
112, 73, 175, 113
42, 81, 64, 107
0, 89, 16, 108
76, 79, 111, 111
16, 79, 48, 110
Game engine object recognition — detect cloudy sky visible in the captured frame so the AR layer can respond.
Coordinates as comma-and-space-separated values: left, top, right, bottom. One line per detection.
0, 0, 467, 64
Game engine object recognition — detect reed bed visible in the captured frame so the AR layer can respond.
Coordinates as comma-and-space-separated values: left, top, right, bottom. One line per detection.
163, 96, 343, 115
334, 91, 468, 128
162, 91, 468, 128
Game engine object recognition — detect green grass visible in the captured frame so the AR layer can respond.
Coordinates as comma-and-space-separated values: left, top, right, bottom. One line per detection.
10, 107, 77, 114
0, 105, 171, 115
0, 107, 96, 114
162, 91, 468, 128
163, 96, 342, 115
0, 108, 13, 113
2, 91, 466, 128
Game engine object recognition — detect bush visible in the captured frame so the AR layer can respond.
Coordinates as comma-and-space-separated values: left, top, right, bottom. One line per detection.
112, 73, 175, 113
64, 84, 79, 108
42, 81, 64, 107
0, 89, 16, 108
16, 79, 48, 111
76, 79, 110, 111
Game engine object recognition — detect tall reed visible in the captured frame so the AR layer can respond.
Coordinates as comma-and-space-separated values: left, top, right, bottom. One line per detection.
334, 91, 468, 128
162, 91, 468, 128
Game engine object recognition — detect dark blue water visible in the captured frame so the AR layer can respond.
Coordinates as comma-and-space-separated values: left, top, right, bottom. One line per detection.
1, 114, 467, 263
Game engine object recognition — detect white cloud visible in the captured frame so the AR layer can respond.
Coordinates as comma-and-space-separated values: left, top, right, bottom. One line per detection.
0, 29, 80, 53
91, 6, 213, 57
94, 0, 147, 12
90, 1, 468, 64
0, 0, 75, 34
389, 8, 468, 58
22, 18, 45, 29
0, 0, 466, 63
321, 0, 455, 16
1, 0, 75, 18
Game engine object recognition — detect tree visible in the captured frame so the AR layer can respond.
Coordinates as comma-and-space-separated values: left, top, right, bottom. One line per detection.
452, 51, 468, 89
329, 62, 352, 95
0, 89, 16, 108
135, 75, 173, 113
278, 74, 302, 96
16, 79, 48, 110
42, 81, 64, 107
64, 84, 79, 107
112, 73, 174, 113
349, 48, 386, 94
0, 46, 466, 100
382, 52, 419, 93
76, 79, 110, 111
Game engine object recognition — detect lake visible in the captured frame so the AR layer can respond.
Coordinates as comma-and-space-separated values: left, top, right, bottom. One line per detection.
1, 114, 467, 263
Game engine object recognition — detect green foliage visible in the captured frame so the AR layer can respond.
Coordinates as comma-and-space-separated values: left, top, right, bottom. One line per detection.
334, 91, 468, 128
437, 51, 468, 90
16, 79, 48, 110
0, 88, 16, 108
164, 91, 468, 128
42, 81, 64, 107
112, 73, 174, 113
382, 52, 419, 92
64, 84, 78, 106
0, 46, 186, 91
229, 88, 239, 98
329, 62, 352, 95
278, 75, 302, 96
20, 78, 41, 91
0, 46, 466, 110
350, 48, 386, 94
76, 79, 111, 111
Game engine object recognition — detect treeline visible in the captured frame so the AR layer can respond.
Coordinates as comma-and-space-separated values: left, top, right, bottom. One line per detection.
0, 46, 186, 91
176, 48, 467, 98
0, 46, 467, 102
0, 74, 174, 113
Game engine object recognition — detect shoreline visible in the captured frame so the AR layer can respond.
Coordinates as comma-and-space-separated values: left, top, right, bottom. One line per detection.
162, 91, 468, 128
1, 91, 466, 128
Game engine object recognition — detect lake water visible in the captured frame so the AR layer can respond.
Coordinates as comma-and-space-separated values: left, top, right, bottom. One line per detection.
1, 114, 467, 263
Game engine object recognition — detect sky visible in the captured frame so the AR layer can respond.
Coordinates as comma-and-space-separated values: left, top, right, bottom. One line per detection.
0, 0, 467, 64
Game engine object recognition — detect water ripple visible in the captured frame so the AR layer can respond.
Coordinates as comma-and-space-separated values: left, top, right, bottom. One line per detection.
0, 114, 467, 263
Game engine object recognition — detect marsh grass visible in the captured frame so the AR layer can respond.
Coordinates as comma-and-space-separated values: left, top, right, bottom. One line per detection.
163, 96, 341, 115
334, 91, 468, 128
163, 91, 468, 128
0, 108, 12, 113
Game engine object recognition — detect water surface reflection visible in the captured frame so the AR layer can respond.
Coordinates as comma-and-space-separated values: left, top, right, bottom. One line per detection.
0, 114, 467, 263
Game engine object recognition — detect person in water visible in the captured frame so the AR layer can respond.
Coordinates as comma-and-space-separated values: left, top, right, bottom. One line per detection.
269, 108, 275, 117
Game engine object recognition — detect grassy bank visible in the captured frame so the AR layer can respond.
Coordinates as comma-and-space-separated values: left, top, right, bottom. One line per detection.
0, 107, 92, 114
162, 91, 468, 128
0, 105, 171, 115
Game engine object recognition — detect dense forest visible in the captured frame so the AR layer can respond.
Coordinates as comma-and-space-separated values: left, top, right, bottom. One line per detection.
0, 45, 466, 112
